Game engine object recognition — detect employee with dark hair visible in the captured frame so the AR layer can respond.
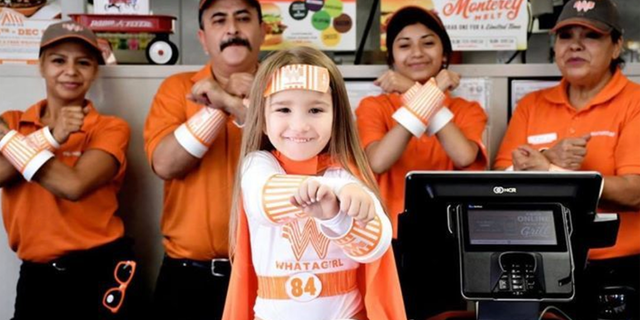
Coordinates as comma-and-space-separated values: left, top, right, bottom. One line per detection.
144, 0, 265, 319
356, 6, 488, 239
495, 1, 639, 318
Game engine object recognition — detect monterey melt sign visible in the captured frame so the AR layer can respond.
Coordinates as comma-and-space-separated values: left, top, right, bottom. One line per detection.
440, 0, 528, 50
380, 0, 528, 51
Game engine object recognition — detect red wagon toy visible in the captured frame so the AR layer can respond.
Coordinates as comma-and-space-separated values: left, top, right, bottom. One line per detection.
69, 13, 179, 65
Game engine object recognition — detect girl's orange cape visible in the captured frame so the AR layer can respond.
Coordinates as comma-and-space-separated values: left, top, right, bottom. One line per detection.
222, 151, 407, 320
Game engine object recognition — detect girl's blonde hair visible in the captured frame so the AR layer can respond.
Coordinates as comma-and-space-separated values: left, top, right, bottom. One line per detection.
229, 46, 382, 255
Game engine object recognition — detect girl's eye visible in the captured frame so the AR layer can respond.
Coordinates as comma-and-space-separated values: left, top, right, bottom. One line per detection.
309, 108, 324, 114
557, 31, 571, 40
275, 107, 291, 113
52, 58, 64, 64
423, 42, 434, 46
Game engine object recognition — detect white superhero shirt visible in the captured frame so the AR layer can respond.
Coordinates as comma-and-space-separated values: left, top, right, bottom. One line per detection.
241, 151, 393, 320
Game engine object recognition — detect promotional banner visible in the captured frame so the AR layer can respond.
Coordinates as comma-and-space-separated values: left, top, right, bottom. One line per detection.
0, 8, 57, 64
259, 0, 356, 51
381, 0, 528, 51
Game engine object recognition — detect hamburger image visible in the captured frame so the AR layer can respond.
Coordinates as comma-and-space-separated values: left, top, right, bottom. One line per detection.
262, 2, 287, 46
0, 0, 47, 17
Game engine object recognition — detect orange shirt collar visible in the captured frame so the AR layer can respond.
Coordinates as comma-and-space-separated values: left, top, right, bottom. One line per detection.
19, 99, 99, 132
543, 68, 628, 110
271, 150, 338, 175
191, 63, 213, 83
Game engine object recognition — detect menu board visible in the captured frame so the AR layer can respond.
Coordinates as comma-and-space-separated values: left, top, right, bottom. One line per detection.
259, 0, 356, 51
381, 0, 528, 51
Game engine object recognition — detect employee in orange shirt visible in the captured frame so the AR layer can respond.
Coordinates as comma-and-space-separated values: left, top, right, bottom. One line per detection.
356, 6, 488, 238
0, 21, 134, 319
143, 0, 265, 319
494, 1, 639, 318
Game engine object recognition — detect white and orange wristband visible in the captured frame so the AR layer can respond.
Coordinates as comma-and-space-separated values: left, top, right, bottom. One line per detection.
318, 214, 389, 263
27, 127, 60, 152
174, 107, 226, 158
0, 130, 54, 181
262, 174, 310, 224
394, 79, 452, 137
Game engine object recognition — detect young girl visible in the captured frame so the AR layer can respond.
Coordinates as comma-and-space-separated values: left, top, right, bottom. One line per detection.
356, 6, 488, 238
222, 47, 406, 320
0, 21, 135, 319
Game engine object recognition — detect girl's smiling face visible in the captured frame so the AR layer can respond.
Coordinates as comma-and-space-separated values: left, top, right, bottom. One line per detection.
264, 88, 333, 161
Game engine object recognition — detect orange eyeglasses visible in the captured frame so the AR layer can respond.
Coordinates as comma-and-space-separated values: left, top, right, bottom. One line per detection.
102, 260, 136, 314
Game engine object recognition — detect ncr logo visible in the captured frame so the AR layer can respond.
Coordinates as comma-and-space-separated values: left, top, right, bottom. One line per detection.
493, 186, 517, 194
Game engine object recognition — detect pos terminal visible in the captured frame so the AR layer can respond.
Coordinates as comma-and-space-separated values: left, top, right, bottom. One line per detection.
457, 202, 573, 301
397, 171, 619, 320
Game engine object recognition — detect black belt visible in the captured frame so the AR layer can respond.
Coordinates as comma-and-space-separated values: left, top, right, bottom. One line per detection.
164, 256, 231, 277
24, 238, 133, 272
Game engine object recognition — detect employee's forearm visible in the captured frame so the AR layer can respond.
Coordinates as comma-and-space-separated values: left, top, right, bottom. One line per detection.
436, 123, 479, 169
366, 125, 412, 174
151, 134, 201, 180
601, 175, 640, 210
0, 158, 20, 187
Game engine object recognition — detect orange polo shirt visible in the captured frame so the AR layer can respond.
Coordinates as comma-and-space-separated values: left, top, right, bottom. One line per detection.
494, 69, 640, 259
144, 64, 241, 260
356, 93, 488, 237
1, 100, 129, 263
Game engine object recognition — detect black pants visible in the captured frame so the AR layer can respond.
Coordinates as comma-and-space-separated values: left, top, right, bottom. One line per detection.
152, 255, 231, 320
12, 238, 137, 320
573, 255, 640, 320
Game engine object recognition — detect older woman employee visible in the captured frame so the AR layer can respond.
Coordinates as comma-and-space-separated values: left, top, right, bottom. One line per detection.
494, 1, 640, 318
0, 21, 134, 319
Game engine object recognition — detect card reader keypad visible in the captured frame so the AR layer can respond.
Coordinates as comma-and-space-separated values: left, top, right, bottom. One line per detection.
498, 262, 538, 296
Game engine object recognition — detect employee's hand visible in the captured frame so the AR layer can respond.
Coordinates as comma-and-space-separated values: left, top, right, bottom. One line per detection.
542, 134, 590, 170
51, 106, 88, 144
434, 69, 461, 92
188, 77, 228, 109
224, 72, 255, 99
291, 179, 339, 220
338, 183, 375, 224
374, 70, 415, 94
512, 145, 550, 171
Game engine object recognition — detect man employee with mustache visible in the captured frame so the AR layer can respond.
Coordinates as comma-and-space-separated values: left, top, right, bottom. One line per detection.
143, 0, 265, 318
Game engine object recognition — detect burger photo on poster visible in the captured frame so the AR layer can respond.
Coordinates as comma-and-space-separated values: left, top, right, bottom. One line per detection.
262, 2, 288, 46
0, 0, 48, 17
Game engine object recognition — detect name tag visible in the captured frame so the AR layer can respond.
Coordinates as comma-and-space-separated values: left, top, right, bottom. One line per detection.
527, 133, 557, 145
590, 131, 616, 137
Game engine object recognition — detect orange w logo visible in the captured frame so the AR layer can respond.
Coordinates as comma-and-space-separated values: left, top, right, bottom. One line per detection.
282, 219, 330, 261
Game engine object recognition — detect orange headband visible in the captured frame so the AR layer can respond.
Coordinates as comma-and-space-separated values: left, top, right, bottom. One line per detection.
264, 64, 330, 97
